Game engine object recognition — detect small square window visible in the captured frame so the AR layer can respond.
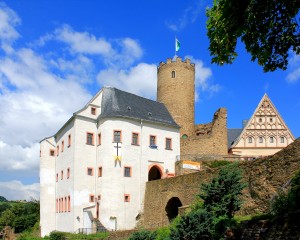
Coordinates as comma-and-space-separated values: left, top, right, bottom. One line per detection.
124, 194, 130, 202
165, 138, 172, 150
91, 107, 96, 115
86, 132, 94, 145
50, 150, 55, 156
90, 195, 95, 202
114, 130, 121, 142
124, 167, 131, 177
270, 118, 273, 122
87, 168, 94, 176
98, 167, 102, 177
132, 133, 139, 145
150, 135, 156, 146
98, 195, 101, 200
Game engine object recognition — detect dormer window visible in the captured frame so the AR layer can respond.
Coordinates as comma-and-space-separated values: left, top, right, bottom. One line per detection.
91, 107, 96, 115
171, 71, 176, 78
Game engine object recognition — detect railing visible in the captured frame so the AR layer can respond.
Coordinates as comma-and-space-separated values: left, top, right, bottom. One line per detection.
77, 227, 107, 234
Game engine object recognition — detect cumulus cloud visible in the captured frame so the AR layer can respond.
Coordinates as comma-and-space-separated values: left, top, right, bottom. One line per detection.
165, 1, 203, 32
286, 53, 300, 83
0, 181, 39, 201
97, 63, 157, 99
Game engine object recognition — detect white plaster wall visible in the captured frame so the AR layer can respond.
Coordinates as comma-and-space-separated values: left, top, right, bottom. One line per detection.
76, 91, 102, 119
40, 137, 56, 237
96, 118, 179, 230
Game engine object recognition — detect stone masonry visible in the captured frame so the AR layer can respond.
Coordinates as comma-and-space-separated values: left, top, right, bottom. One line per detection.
157, 57, 228, 156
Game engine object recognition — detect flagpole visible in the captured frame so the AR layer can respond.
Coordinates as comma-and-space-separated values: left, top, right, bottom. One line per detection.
174, 36, 177, 58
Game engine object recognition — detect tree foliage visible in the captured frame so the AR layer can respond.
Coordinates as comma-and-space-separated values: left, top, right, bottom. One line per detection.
0, 196, 7, 202
170, 163, 246, 240
128, 229, 156, 240
0, 200, 40, 233
206, 0, 300, 72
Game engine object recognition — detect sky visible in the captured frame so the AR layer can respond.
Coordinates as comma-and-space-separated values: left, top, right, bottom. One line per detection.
0, 1, 299, 201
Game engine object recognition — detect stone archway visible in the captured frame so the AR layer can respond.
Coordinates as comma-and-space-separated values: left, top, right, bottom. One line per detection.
165, 197, 182, 222
148, 165, 162, 181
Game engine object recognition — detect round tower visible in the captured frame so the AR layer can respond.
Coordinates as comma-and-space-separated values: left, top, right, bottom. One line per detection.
157, 57, 195, 136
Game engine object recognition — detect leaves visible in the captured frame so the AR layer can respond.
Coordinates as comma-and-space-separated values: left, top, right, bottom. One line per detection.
206, 0, 300, 72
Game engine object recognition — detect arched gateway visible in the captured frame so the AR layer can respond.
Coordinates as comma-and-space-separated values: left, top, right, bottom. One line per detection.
148, 165, 162, 181
165, 197, 182, 222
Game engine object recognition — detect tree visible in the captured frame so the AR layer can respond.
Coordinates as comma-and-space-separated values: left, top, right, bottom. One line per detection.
0, 196, 7, 202
206, 0, 300, 72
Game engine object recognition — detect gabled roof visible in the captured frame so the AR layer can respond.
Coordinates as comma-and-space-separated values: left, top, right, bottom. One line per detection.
229, 93, 295, 149
99, 87, 179, 128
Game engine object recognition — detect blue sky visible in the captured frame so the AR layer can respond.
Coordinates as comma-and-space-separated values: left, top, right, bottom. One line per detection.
0, 1, 299, 200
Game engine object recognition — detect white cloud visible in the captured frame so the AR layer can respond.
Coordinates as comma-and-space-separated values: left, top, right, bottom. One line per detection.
0, 3, 20, 44
0, 181, 39, 201
286, 53, 300, 83
185, 56, 220, 101
165, 1, 203, 32
97, 63, 157, 99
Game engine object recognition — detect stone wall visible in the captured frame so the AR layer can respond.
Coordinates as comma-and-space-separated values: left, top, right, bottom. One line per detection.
180, 108, 228, 156
142, 138, 300, 229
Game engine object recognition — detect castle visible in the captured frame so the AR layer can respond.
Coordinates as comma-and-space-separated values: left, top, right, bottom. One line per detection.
40, 57, 294, 236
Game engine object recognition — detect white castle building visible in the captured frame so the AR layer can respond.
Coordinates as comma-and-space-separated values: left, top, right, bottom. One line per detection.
40, 87, 180, 236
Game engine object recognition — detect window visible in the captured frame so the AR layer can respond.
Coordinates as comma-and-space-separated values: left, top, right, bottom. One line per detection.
98, 167, 102, 177
67, 168, 70, 179
182, 134, 188, 139
114, 130, 121, 142
281, 137, 285, 143
68, 134, 71, 147
259, 118, 262, 123
61, 170, 63, 180
270, 137, 274, 143
68, 196, 71, 212
56, 199, 59, 213
90, 194, 95, 202
150, 135, 156, 146
124, 167, 132, 177
171, 71, 175, 78
91, 107, 96, 115
61, 141, 64, 152
56, 173, 58, 182
87, 167, 94, 176
50, 150, 55, 156
270, 118, 273, 122
132, 133, 139, 145
64, 197, 67, 212
97, 195, 101, 200
248, 137, 253, 143
259, 137, 263, 143
124, 194, 130, 202
57, 146, 59, 156
165, 138, 172, 150
86, 132, 94, 145
98, 133, 101, 145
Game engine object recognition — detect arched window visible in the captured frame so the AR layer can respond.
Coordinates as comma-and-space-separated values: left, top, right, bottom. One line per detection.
248, 137, 252, 143
171, 71, 176, 78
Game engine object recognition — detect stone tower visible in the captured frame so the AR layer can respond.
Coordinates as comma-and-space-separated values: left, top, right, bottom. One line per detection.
157, 57, 195, 136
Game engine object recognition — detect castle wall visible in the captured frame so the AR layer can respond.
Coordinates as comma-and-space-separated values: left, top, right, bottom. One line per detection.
142, 138, 300, 229
180, 108, 228, 156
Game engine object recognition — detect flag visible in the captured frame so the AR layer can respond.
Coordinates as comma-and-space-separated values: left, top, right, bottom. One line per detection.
175, 38, 180, 52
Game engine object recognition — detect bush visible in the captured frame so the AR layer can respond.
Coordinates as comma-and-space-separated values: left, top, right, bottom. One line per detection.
49, 231, 66, 240
155, 226, 170, 240
128, 229, 156, 240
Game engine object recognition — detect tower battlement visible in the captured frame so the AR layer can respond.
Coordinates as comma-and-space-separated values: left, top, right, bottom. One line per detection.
158, 57, 195, 69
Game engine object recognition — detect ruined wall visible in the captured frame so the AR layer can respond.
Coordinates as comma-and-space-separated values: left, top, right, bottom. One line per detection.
142, 138, 300, 229
180, 108, 228, 156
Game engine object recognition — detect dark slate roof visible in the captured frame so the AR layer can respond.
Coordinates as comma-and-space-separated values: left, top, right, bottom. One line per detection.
99, 87, 179, 128
227, 128, 243, 149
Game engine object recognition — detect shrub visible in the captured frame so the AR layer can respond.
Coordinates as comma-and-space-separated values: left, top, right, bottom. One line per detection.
49, 231, 66, 240
155, 226, 170, 240
128, 229, 156, 240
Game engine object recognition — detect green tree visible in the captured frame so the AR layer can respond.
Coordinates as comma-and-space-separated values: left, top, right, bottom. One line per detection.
128, 229, 156, 240
199, 163, 246, 219
0, 196, 7, 202
0, 209, 15, 227
206, 0, 300, 72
